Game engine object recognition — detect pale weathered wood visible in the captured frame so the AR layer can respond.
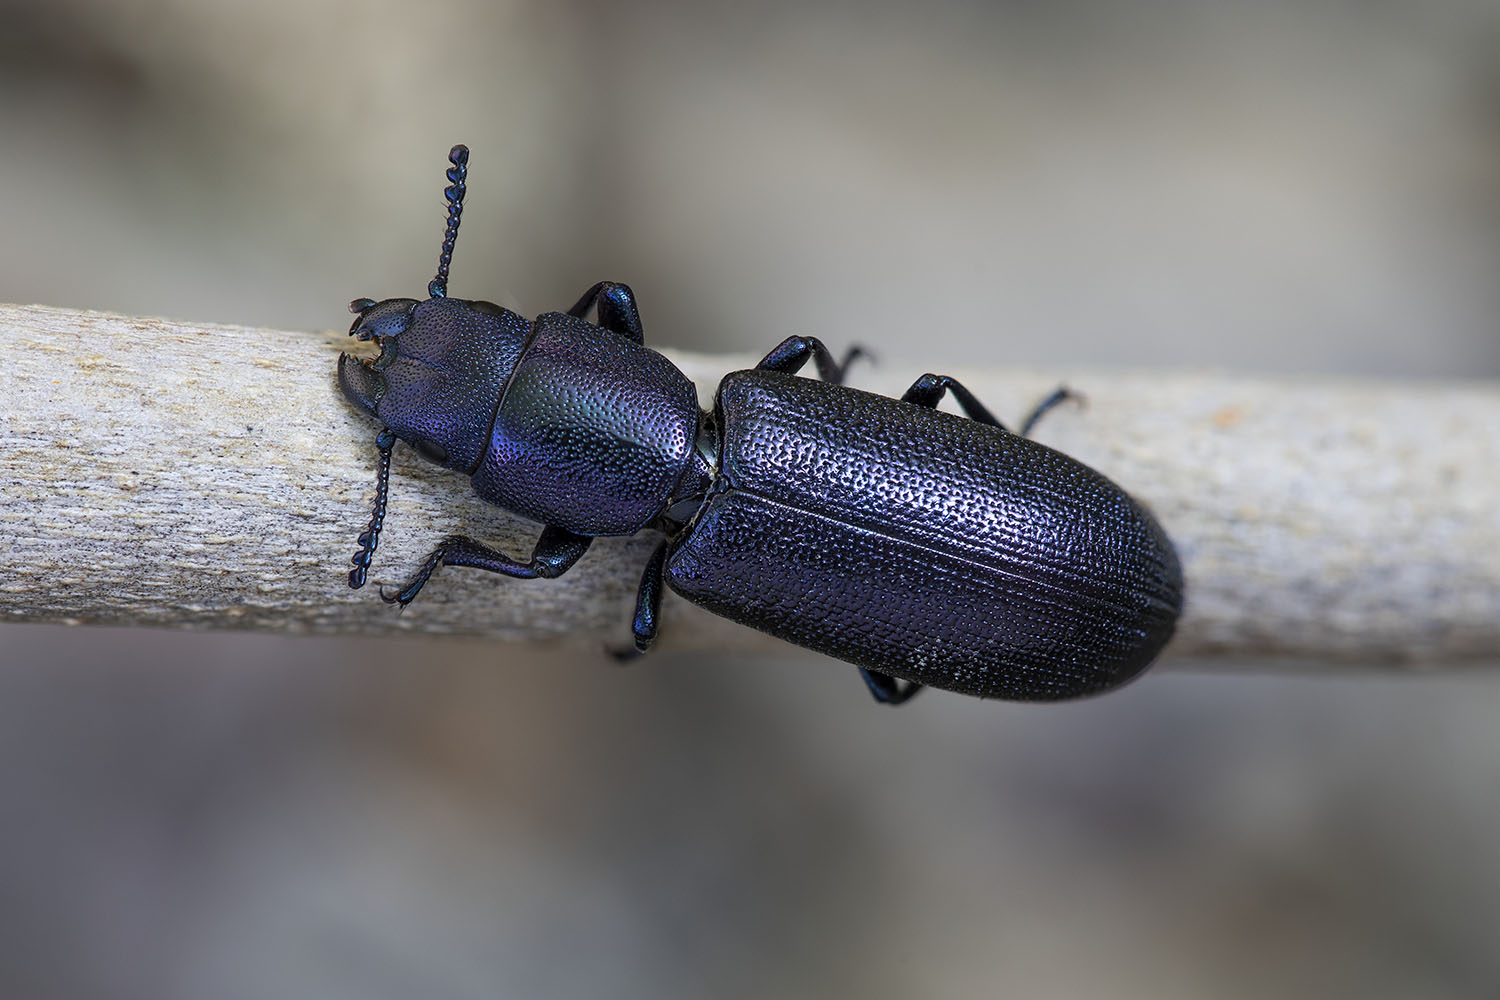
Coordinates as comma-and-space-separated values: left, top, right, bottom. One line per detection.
1, 302, 1497, 666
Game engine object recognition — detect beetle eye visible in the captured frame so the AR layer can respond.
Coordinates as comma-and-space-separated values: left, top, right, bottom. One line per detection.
415, 439, 449, 464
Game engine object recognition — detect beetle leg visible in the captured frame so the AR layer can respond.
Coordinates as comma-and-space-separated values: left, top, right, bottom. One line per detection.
610, 539, 670, 659
901, 374, 1009, 430
380, 525, 592, 608
1017, 386, 1084, 438
566, 281, 645, 344
904, 375, 1084, 440
754, 336, 868, 386
860, 668, 923, 706
348, 428, 398, 589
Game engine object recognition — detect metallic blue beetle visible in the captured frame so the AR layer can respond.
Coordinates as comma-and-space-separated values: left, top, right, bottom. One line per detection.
339, 145, 1183, 704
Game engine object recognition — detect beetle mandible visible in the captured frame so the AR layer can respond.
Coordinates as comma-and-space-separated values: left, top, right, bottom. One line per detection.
338, 144, 1183, 704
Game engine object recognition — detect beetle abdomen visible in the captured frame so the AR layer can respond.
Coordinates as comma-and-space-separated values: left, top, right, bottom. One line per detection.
665, 372, 1182, 700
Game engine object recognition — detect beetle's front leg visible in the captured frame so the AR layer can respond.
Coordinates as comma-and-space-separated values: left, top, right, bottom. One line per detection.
381, 525, 592, 607
567, 281, 645, 344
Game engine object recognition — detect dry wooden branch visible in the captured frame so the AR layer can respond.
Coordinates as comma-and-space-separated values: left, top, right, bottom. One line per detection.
2, 303, 1497, 667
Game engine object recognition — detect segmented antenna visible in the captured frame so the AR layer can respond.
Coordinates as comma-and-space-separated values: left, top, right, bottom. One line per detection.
348, 428, 397, 589
428, 144, 470, 298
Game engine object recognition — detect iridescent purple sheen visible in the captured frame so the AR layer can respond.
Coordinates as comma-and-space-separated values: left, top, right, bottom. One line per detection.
340, 293, 1181, 701
471, 311, 707, 535
665, 371, 1182, 700
342, 297, 532, 474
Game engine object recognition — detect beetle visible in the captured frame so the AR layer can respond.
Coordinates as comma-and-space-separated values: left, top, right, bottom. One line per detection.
338, 144, 1183, 704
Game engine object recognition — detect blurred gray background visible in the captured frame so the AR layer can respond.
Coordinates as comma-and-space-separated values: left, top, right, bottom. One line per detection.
2, 0, 1499, 997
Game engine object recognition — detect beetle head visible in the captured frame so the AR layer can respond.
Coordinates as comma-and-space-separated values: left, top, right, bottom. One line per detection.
339, 295, 531, 473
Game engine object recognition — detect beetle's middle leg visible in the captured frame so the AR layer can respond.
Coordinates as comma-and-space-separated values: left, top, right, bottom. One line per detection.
381, 525, 592, 607
755, 336, 868, 386
567, 281, 645, 344
612, 539, 670, 659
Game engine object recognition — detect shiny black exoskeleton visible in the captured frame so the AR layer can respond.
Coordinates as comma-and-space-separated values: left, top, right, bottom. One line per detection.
339, 144, 1183, 704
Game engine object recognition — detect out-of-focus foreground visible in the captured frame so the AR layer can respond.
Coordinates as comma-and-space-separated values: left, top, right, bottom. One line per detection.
1, 1, 1498, 997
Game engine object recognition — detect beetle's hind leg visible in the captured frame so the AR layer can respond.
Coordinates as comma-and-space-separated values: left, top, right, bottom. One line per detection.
1017, 386, 1084, 438
755, 336, 869, 386
381, 525, 592, 607
901, 374, 1008, 430
901, 374, 1082, 440
856, 371, 1059, 706
567, 281, 645, 344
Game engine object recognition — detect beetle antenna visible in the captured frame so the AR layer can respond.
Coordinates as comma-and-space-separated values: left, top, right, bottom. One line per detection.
428, 144, 470, 298
348, 428, 397, 588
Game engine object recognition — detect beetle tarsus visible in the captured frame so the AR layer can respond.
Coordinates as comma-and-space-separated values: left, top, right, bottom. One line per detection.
836, 344, 873, 380
1017, 386, 1085, 438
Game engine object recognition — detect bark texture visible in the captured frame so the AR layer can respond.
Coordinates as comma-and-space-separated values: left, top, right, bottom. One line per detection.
3, 303, 1497, 666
